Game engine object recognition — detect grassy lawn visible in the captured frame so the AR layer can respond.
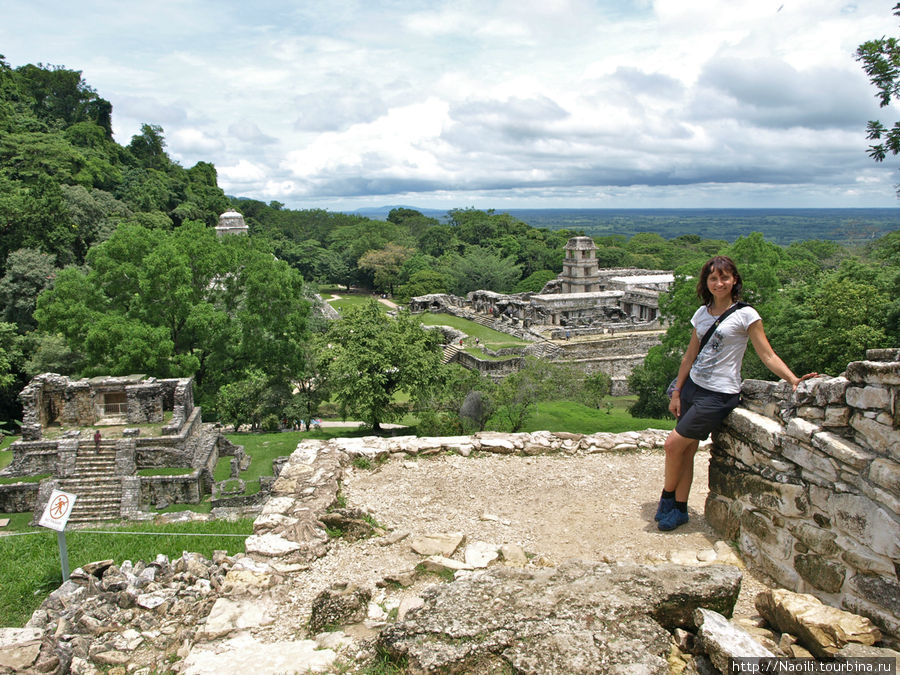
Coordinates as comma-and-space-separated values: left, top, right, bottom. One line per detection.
0, 518, 252, 627
325, 292, 390, 314
418, 312, 529, 349
522, 397, 675, 434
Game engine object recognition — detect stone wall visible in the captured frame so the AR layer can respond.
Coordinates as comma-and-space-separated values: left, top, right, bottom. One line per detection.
140, 473, 203, 507
455, 351, 525, 378
705, 348, 900, 640
125, 381, 164, 424
0, 441, 58, 476
0, 481, 40, 512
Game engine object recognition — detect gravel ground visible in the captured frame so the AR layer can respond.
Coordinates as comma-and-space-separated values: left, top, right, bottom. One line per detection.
253, 447, 774, 644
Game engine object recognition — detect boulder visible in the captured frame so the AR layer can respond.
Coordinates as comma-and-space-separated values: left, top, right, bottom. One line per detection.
378, 561, 742, 673
409, 532, 465, 557
308, 583, 372, 633
694, 608, 775, 672
755, 588, 882, 658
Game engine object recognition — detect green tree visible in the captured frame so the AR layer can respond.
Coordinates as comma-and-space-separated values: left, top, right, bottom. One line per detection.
0, 248, 57, 331
765, 263, 892, 376
22, 332, 78, 376
396, 269, 451, 301
358, 243, 414, 295
441, 246, 522, 295
34, 222, 310, 410
857, 4, 900, 169
0, 322, 22, 392
627, 345, 680, 419
324, 300, 442, 430
580, 371, 612, 410
488, 359, 585, 432
216, 371, 269, 431
515, 269, 557, 293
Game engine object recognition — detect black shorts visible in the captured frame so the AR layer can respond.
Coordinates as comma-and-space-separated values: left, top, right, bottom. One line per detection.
674, 377, 741, 441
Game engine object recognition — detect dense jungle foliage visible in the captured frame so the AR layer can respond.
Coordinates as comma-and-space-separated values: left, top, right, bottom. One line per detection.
0, 58, 898, 431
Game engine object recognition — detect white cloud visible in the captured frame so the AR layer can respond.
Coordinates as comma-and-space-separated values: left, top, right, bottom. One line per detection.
2, 0, 900, 207
170, 128, 225, 155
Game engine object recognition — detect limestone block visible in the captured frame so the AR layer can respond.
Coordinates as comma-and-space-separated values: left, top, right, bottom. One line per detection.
740, 509, 793, 560
499, 544, 528, 566
198, 595, 275, 639
869, 457, 900, 495
829, 493, 900, 559
709, 460, 809, 517
781, 439, 838, 482
755, 588, 882, 658
740, 536, 802, 589
420, 556, 474, 574
794, 554, 846, 593
309, 583, 371, 633
849, 573, 900, 620
846, 385, 891, 411
790, 523, 838, 556
815, 376, 850, 406
725, 408, 784, 453
841, 546, 897, 577
377, 561, 740, 673
476, 434, 517, 452
798, 406, 825, 420
812, 431, 874, 471
786, 418, 820, 442
823, 406, 851, 427
694, 608, 775, 673
464, 541, 500, 568
836, 643, 900, 672
0, 627, 43, 671
845, 360, 900, 386
244, 533, 302, 557
409, 532, 465, 557
704, 494, 741, 541
183, 633, 336, 674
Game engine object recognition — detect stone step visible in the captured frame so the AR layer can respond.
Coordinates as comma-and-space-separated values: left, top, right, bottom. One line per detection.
73, 466, 118, 475
441, 344, 462, 364
61, 477, 121, 487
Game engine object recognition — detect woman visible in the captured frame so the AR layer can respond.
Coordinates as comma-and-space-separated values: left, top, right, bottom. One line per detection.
655, 256, 816, 531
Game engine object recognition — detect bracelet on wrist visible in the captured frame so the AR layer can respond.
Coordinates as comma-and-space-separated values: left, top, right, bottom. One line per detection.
672, 387, 681, 393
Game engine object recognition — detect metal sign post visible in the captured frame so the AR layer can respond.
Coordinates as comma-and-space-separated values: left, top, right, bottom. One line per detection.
38, 489, 77, 582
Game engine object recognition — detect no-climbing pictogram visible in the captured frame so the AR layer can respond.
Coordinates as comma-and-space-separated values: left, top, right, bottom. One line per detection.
39, 489, 77, 532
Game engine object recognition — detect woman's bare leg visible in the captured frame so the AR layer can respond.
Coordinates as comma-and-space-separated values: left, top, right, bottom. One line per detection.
663, 429, 701, 502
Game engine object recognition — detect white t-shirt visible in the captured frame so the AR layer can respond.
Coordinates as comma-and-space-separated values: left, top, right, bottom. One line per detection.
689, 304, 762, 394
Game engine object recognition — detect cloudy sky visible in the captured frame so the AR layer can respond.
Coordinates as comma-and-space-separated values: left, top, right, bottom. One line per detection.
3, 0, 900, 210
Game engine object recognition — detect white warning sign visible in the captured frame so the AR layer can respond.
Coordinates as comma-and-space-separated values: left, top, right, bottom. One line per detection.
39, 490, 77, 532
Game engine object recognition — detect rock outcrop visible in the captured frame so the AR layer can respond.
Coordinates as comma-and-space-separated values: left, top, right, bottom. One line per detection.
378, 560, 742, 674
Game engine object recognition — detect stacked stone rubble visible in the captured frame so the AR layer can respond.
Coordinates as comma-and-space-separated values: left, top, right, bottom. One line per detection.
706, 348, 900, 642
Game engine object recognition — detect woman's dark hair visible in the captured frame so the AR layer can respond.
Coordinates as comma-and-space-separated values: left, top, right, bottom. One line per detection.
696, 255, 743, 305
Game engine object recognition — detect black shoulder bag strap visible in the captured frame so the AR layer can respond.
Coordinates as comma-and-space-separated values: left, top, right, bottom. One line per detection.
698, 301, 748, 353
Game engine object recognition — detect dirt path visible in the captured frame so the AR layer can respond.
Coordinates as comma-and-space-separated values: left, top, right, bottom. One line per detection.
260, 447, 772, 642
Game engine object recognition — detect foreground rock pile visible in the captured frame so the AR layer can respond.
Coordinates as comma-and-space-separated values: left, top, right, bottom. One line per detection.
1, 552, 236, 673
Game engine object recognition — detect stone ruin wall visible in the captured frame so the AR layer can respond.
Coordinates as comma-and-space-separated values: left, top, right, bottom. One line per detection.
16, 374, 195, 440
706, 348, 900, 640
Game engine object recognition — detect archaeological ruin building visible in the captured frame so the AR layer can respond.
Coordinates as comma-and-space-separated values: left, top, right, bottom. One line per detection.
409, 236, 673, 393
0, 374, 245, 525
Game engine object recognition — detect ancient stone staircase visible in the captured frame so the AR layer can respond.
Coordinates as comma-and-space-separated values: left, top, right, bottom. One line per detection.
59, 442, 124, 524
441, 344, 462, 364
525, 341, 563, 359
